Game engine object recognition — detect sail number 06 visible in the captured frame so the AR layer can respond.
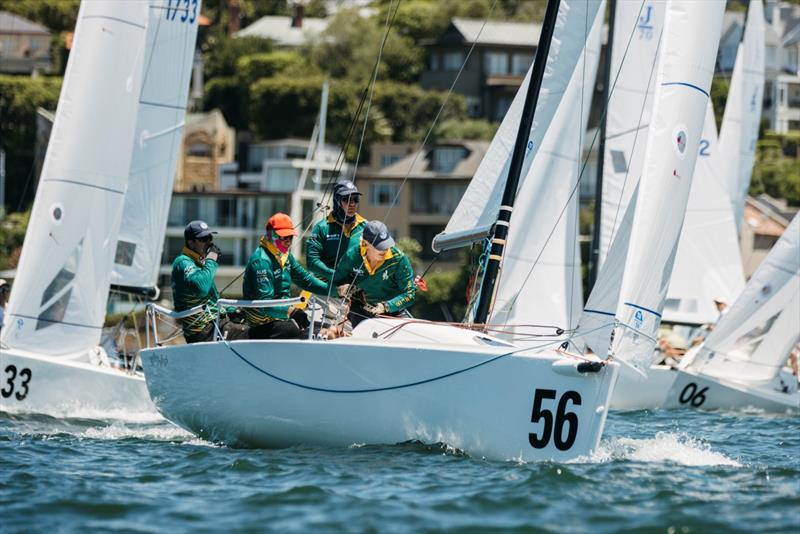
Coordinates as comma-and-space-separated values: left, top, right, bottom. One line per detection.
528, 389, 581, 451
2, 365, 32, 401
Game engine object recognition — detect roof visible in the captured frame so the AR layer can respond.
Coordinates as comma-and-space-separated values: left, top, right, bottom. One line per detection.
0, 11, 50, 35
235, 15, 327, 46
745, 194, 798, 235
450, 18, 540, 48
362, 141, 490, 180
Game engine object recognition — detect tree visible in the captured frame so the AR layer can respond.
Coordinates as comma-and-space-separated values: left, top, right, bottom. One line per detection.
750, 133, 800, 206
432, 118, 498, 141
0, 0, 80, 33
0, 209, 30, 270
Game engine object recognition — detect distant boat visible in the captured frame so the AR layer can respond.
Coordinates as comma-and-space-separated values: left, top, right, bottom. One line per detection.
0, 0, 199, 416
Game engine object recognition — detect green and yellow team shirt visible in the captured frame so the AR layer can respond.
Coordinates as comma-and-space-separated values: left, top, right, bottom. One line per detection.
333, 242, 416, 313
171, 247, 221, 336
306, 213, 366, 280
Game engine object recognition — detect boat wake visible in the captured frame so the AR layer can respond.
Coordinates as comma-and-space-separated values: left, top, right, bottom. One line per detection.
582, 431, 742, 467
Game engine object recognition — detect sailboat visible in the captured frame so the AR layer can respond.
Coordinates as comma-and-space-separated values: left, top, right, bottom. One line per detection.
0, 0, 200, 415
141, 0, 726, 460
662, 214, 799, 413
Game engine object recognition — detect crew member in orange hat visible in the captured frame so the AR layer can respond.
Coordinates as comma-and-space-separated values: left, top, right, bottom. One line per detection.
242, 213, 330, 339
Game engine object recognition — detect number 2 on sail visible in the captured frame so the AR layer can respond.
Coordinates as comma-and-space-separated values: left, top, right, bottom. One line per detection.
528, 389, 581, 451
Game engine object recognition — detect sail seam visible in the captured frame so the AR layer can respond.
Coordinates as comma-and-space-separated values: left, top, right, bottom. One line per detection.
82, 15, 146, 30
44, 179, 125, 195
660, 81, 710, 98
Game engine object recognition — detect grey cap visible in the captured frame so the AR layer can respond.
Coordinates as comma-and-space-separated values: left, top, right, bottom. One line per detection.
0, 278, 8, 290
362, 220, 395, 251
184, 220, 217, 240
333, 180, 361, 198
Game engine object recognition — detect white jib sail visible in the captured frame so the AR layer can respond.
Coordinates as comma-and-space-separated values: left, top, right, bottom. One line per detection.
1, 1, 148, 356
111, 0, 202, 292
663, 100, 746, 325
717, 0, 765, 234
688, 214, 800, 384
610, 0, 726, 373
490, 2, 603, 336
433, 0, 604, 252
597, 0, 666, 268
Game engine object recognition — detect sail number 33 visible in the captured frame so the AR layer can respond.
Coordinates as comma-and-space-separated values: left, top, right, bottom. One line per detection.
2, 365, 32, 401
165, 0, 198, 23
528, 389, 581, 451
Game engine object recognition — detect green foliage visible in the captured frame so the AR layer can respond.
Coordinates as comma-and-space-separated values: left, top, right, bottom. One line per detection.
710, 76, 729, 128
432, 118, 498, 141
0, 209, 30, 270
236, 50, 308, 85
395, 237, 422, 269
202, 35, 272, 80
0, 76, 62, 211
750, 133, 800, 206
204, 76, 250, 131
0, 0, 80, 32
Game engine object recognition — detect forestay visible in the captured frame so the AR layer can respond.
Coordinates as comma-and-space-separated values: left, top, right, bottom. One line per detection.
111, 0, 201, 293
597, 0, 665, 268
717, 0, 765, 234
432, 0, 603, 252
1, 1, 147, 356
663, 101, 745, 325
610, 0, 726, 372
490, 3, 603, 335
687, 214, 800, 384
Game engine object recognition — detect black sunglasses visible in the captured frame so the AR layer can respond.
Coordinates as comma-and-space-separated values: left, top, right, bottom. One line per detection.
197, 235, 213, 243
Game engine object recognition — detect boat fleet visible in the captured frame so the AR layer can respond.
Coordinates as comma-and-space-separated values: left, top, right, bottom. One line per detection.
0, 0, 797, 463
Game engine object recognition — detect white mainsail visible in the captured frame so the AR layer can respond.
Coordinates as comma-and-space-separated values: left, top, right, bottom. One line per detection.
490, 3, 603, 334
597, 0, 666, 268
111, 0, 201, 293
717, 0, 765, 234
609, 0, 726, 372
432, 0, 604, 252
687, 214, 799, 384
1, 1, 147, 356
663, 101, 746, 325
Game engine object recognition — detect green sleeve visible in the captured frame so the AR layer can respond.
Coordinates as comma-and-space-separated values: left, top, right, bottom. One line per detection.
331, 248, 358, 286
181, 257, 218, 295
289, 255, 331, 296
244, 256, 291, 320
384, 255, 416, 313
306, 222, 335, 280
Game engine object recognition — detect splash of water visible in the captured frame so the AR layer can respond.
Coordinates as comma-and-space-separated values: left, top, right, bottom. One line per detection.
583, 431, 741, 467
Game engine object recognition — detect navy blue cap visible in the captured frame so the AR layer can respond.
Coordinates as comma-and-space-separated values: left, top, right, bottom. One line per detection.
184, 220, 217, 240
333, 180, 361, 199
362, 220, 395, 251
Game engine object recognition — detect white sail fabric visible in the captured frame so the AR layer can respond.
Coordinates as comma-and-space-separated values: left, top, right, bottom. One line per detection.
663, 101, 746, 325
598, 0, 666, 268
1, 1, 147, 356
610, 0, 726, 372
433, 0, 604, 252
112, 0, 201, 292
717, 0, 765, 234
576, 184, 638, 357
490, 4, 603, 336
688, 215, 799, 384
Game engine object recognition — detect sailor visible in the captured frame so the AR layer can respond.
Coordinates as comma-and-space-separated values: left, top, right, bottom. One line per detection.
334, 220, 416, 327
306, 180, 366, 282
171, 220, 248, 344
243, 213, 330, 339
0, 278, 9, 332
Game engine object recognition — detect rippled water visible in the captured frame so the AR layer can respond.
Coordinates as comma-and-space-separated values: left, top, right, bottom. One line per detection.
1, 408, 798, 532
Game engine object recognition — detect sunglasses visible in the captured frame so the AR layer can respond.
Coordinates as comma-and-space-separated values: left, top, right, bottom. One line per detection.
342, 197, 360, 205
197, 235, 213, 243
277, 235, 294, 242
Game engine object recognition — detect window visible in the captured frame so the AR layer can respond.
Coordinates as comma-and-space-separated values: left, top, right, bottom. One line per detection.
466, 96, 481, 117
187, 142, 211, 157
380, 154, 401, 168
369, 183, 400, 207
429, 53, 440, 71
255, 196, 290, 227
493, 96, 513, 121
431, 146, 467, 173
411, 183, 467, 214
443, 51, 464, 71
511, 52, 533, 75
483, 52, 508, 75
610, 150, 628, 173
754, 234, 778, 250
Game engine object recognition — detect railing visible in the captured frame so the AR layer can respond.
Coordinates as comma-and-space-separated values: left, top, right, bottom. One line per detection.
145, 296, 310, 347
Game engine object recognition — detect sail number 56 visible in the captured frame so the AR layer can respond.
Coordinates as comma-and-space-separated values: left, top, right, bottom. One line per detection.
528, 389, 581, 451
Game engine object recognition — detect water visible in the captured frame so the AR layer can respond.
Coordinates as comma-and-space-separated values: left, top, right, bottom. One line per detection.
1, 409, 798, 532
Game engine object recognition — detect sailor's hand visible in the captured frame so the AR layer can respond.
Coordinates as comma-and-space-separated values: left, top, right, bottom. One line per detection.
364, 302, 386, 316
337, 284, 351, 298
205, 244, 221, 262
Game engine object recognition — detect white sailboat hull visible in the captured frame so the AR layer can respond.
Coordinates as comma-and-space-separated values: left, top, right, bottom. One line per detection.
0, 347, 156, 416
610, 364, 678, 410
663, 368, 799, 414
141, 338, 619, 462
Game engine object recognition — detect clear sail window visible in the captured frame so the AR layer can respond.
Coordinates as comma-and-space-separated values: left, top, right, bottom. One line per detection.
114, 240, 137, 266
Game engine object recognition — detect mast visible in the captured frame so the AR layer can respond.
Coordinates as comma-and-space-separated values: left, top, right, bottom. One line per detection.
473, 0, 561, 325
588, 0, 616, 290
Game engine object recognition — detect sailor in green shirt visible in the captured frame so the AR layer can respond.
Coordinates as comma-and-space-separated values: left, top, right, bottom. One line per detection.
244, 213, 330, 339
171, 220, 248, 343
334, 220, 416, 327
306, 180, 366, 281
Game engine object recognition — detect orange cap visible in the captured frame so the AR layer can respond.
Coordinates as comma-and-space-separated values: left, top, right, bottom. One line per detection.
266, 212, 298, 237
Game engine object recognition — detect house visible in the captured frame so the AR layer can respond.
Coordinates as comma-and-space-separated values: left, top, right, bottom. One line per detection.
355, 140, 489, 269
420, 18, 538, 121
174, 110, 236, 192
740, 194, 798, 276
0, 11, 51, 74
235, 5, 327, 48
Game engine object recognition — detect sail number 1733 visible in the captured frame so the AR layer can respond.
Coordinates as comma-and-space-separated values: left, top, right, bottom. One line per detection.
528, 389, 581, 451
165, 0, 198, 23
